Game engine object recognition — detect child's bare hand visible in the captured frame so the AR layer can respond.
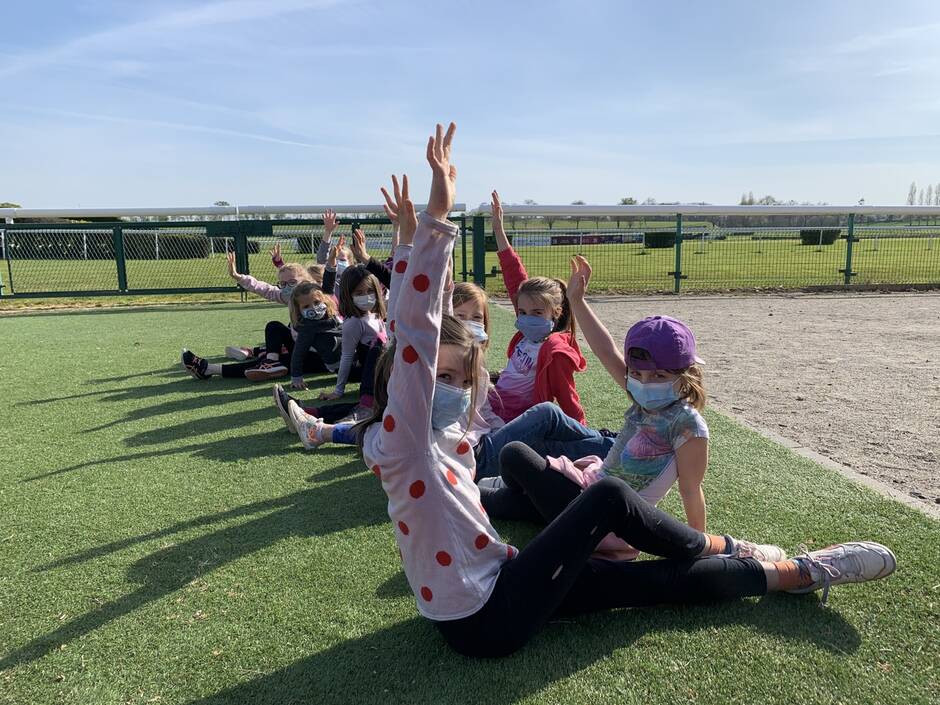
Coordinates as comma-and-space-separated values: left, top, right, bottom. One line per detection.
491, 190, 505, 236
567, 255, 592, 302
382, 174, 416, 245
351, 229, 369, 263
323, 209, 339, 236
318, 390, 342, 401
426, 122, 457, 220
226, 251, 238, 279
291, 380, 308, 391
269, 243, 281, 261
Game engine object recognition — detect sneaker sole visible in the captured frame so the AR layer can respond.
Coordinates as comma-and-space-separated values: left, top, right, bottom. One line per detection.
287, 402, 323, 450
272, 385, 296, 433
245, 367, 288, 382
789, 540, 898, 594
225, 346, 251, 361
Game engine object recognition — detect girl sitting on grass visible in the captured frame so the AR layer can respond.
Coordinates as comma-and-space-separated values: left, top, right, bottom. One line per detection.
488, 190, 587, 424
181, 252, 314, 381
287, 121, 895, 658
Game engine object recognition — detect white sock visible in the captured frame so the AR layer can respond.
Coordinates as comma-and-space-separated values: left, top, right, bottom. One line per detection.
265, 352, 279, 361
206, 363, 222, 375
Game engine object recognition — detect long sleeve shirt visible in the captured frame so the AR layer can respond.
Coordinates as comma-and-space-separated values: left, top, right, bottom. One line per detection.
363, 212, 513, 621
234, 274, 287, 304
333, 313, 386, 395
290, 315, 344, 384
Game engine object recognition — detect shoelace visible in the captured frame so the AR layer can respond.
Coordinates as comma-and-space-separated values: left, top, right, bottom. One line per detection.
794, 543, 842, 604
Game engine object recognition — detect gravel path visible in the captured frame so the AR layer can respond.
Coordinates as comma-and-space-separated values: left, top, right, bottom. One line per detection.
511, 291, 940, 506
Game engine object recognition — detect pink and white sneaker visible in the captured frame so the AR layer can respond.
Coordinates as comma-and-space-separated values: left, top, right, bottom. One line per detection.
287, 400, 327, 450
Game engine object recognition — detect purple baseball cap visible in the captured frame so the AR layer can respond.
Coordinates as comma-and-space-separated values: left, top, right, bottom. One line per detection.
624, 315, 704, 371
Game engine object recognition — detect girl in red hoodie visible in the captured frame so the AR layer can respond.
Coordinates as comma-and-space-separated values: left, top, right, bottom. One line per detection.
490, 191, 586, 424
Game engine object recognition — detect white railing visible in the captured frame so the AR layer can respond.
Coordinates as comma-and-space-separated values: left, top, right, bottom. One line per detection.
488, 205, 940, 217
0, 204, 467, 221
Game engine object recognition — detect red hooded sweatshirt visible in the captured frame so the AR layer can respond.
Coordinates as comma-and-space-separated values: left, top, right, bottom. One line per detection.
492, 247, 587, 424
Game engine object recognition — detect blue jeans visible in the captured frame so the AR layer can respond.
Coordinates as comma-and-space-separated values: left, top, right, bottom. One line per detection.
332, 423, 357, 445
475, 402, 615, 480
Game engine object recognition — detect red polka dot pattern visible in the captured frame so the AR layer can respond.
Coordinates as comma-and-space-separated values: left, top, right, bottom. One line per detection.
474, 534, 490, 550
445, 469, 458, 486
402, 345, 418, 364
383, 415, 395, 432
395, 259, 407, 274
506, 545, 514, 560
413, 274, 430, 292
371, 465, 381, 478
420, 586, 433, 601
409, 480, 426, 498
435, 551, 452, 566
456, 441, 471, 455
390, 319, 395, 333
398, 521, 409, 535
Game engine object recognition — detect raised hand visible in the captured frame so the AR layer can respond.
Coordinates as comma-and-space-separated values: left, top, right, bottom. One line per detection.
351, 229, 369, 264
491, 190, 505, 235
381, 174, 416, 246
323, 209, 339, 237
226, 251, 239, 279
567, 255, 593, 302
380, 177, 401, 228
269, 242, 281, 261
426, 122, 457, 220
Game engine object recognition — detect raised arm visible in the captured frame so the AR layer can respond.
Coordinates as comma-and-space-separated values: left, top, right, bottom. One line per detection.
381, 173, 417, 335
567, 255, 627, 390
228, 251, 283, 303
316, 209, 339, 264
491, 190, 511, 252
373, 122, 458, 459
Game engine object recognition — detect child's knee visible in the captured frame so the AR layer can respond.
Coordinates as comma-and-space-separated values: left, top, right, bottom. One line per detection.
499, 441, 545, 480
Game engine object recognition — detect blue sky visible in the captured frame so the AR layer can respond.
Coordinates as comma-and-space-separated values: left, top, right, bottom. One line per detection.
3, 0, 940, 209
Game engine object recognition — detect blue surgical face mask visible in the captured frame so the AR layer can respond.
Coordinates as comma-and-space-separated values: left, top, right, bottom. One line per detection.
301, 303, 327, 321
431, 381, 472, 430
462, 319, 488, 344
279, 283, 296, 299
515, 314, 554, 343
336, 259, 349, 277
353, 293, 377, 311
626, 376, 679, 411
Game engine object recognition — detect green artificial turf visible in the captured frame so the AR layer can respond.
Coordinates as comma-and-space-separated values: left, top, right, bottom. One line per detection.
1, 303, 938, 705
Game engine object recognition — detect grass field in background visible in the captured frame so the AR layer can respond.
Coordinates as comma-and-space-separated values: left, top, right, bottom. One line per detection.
1, 303, 938, 705
2, 233, 939, 301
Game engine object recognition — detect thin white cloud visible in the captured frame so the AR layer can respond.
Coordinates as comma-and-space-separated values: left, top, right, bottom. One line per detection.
0, 0, 350, 78
833, 22, 940, 54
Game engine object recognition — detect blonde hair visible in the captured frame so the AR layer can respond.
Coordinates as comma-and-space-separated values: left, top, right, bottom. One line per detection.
354, 314, 483, 451
304, 262, 325, 287
452, 282, 490, 351
517, 276, 576, 338
289, 283, 337, 327
277, 263, 311, 284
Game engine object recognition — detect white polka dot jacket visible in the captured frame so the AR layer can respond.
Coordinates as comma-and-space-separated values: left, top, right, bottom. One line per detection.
364, 212, 516, 621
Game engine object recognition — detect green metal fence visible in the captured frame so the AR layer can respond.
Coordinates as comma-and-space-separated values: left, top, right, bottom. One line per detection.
0, 215, 470, 299
468, 213, 940, 294
1, 208, 938, 299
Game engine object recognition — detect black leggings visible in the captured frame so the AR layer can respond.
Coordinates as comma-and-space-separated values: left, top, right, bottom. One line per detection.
299, 341, 384, 421
219, 321, 328, 378
435, 442, 767, 658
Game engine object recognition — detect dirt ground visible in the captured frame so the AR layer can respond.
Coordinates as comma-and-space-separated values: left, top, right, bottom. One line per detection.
556, 291, 940, 506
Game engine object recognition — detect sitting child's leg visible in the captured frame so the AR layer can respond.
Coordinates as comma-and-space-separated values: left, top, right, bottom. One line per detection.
475, 402, 614, 480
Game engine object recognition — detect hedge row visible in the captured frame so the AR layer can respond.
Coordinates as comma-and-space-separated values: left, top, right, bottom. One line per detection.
4, 232, 265, 260
799, 229, 842, 246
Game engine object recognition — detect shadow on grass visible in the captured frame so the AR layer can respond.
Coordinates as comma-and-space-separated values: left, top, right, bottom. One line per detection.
2, 464, 382, 671
183, 595, 860, 705
20, 428, 310, 483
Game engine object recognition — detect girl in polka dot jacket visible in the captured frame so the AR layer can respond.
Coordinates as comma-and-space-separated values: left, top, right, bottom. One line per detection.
338, 122, 897, 657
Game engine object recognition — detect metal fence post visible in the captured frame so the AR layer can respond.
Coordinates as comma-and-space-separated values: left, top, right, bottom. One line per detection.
112, 227, 128, 291
842, 213, 856, 286
460, 215, 469, 282
671, 213, 683, 293
235, 222, 249, 276
472, 214, 486, 288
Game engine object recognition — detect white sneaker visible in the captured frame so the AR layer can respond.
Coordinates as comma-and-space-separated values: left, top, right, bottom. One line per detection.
272, 384, 295, 433
731, 539, 787, 563
225, 346, 253, 361
787, 541, 897, 603
288, 400, 326, 450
